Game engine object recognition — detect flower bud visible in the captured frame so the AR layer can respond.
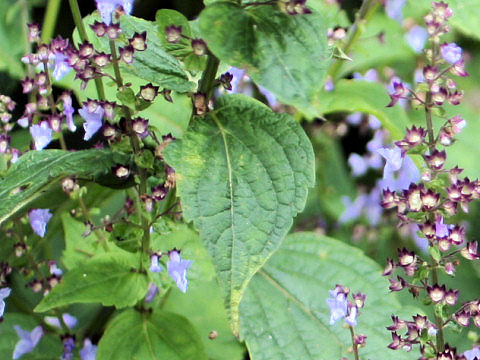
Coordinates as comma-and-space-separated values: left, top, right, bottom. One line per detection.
119, 45, 135, 64
139, 83, 159, 102
191, 39, 207, 56
166, 25, 182, 44
90, 21, 107, 37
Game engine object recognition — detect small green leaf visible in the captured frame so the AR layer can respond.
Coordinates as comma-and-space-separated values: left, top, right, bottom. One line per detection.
0, 149, 128, 225
134, 150, 154, 169
163, 94, 315, 334
199, 2, 331, 117
116, 88, 136, 107
239, 232, 419, 360
110, 222, 143, 253
35, 252, 148, 312
97, 310, 208, 360
428, 246, 442, 263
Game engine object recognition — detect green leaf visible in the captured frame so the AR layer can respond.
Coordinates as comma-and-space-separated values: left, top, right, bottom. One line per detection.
97, 309, 208, 360
315, 79, 410, 140
239, 232, 417, 360
199, 2, 330, 117
0, 149, 128, 225
163, 94, 315, 334
61, 213, 111, 269
75, 14, 195, 93
0, 0, 26, 78
35, 252, 148, 312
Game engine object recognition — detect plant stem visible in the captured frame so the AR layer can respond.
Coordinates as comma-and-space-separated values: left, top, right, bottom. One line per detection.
109, 38, 150, 272
198, 53, 220, 101
68, 0, 106, 100
328, 0, 379, 80
431, 266, 445, 352
78, 194, 109, 251
349, 326, 360, 360
41, 0, 61, 43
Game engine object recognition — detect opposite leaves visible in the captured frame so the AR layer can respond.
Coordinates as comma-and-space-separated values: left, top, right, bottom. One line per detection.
163, 94, 315, 335
199, 2, 330, 117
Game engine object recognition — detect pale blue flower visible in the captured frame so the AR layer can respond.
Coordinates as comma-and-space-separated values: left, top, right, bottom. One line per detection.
348, 153, 368, 177
441, 43, 462, 64
326, 290, 348, 325
344, 305, 357, 326
29, 122, 52, 150
79, 105, 104, 141
52, 53, 72, 80
353, 69, 378, 82
346, 112, 362, 126
0, 287, 11, 317
96, 0, 134, 25
377, 146, 403, 177
385, 0, 406, 23
149, 254, 161, 273
145, 283, 158, 303
167, 250, 192, 293
406, 26, 428, 53
29, 209, 52, 238
44, 313, 77, 330
62, 95, 76, 132
258, 85, 277, 107
80, 339, 97, 360
13, 325, 43, 359
464, 347, 480, 360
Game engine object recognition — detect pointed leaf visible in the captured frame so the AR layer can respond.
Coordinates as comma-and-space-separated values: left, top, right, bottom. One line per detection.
97, 310, 208, 360
199, 2, 330, 116
240, 232, 418, 360
163, 94, 315, 334
0, 149, 128, 225
35, 252, 148, 312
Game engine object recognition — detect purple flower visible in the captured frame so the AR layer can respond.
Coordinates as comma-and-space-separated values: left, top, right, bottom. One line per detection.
258, 85, 277, 107
326, 289, 348, 325
348, 153, 368, 177
80, 339, 97, 360
324, 76, 334, 91
62, 93, 76, 132
353, 69, 378, 82
0, 287, 11, 317
346, 112, 362, 126
345, 305, 357, 326
368, 115, 381, 130
385, 0, 406, 23
227, 67, 248, 94
167, 250, 192, 293
61, 337, 75, 360
441, 43, 462, 64
44, 313, 77, 330
29, 121, 52, 150
52, 53, 72, 80
339, 195, 367, 224
366, 130, 385, 153
13, 325, 43, 359
145, 282, 158, 303
149, 254, 161, 273
406, 26, 428, 53
435, 215, 449, 238
96, 0, 134, 25
79, 105, 104, 141
29, 209, 53, 238
464, 347, 480, 360
48, 261, 63, 276
377, 146, 403, 176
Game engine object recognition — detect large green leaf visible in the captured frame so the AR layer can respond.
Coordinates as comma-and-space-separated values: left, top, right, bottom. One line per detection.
75, 14, 195, 93
35, 252, 148, 312
163, 94, 315, 334
97, 309, 208, 360
0, 0, 26, 78
240, 232, 416, 360
0, 149, 127, 225
315, 80, 410, 140
199, 2, 330, 117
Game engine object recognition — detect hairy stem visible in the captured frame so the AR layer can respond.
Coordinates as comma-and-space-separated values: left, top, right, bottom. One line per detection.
41, 0, 61, 43
68, 0, 106, 100
328, 0, 379, 80
109, 39, 150, 272
349, 326, 360, 360
198, 53, 220, 101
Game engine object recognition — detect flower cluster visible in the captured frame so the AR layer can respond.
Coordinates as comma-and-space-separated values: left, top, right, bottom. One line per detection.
150, 249, 192, 293
381, 2, 480, 358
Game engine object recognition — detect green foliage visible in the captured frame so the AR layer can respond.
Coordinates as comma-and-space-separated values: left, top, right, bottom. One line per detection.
74, 14, 195, 93
315, 80, 410, 140
97, 309, 208, 360
35, 252, 149, 312
0, 150, 128, 225
164, 94, 315, 334
239, 232, 415, 360
199, 2, 330, 117
0, 0, 26, 78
